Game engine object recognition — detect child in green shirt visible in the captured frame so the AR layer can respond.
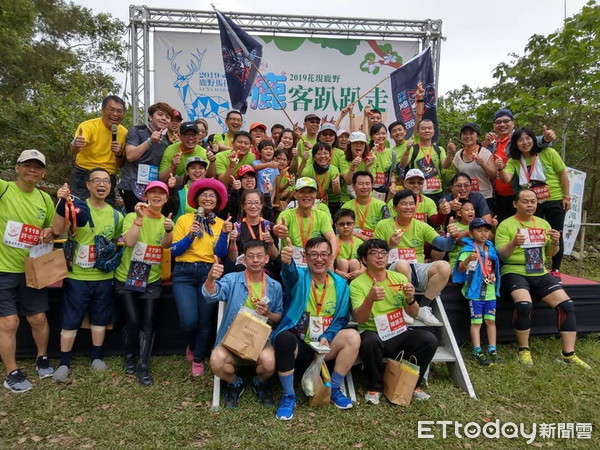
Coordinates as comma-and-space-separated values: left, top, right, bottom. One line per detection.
333, 209, 364, 281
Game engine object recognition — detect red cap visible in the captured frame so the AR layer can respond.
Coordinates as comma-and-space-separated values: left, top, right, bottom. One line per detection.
237, 165, 257, 177
249, 122, 267, 132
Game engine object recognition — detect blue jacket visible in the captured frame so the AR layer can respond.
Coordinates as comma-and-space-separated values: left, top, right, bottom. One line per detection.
201, 270, 283, 346
273, 259, 350, 344
452, 237, 501, 298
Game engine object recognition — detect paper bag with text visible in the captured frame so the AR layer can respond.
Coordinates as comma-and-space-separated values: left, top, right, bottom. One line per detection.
221, 311, 271, 362
25, 249, 68, 289
383, 353, 419, 406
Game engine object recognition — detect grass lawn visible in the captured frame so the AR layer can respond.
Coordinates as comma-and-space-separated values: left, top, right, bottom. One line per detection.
1, 260, 598, 448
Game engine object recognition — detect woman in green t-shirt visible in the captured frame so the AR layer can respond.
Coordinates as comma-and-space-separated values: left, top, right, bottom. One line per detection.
368, 123, 395, 202
499, 127, 570, 277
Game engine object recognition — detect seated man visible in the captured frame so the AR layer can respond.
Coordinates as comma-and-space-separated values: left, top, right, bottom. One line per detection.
273, 237, 360, 420
495, 189, 590, 368
350, 239, 438, 404
203, 240, 283, 408
375, 190, 458, 325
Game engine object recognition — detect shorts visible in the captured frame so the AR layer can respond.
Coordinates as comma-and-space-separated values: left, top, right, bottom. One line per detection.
0, 272, 48, 317
501, 273, 563, 301
388, 261, 433, 292
469, 299, 496, 324
62, 278, 115, 330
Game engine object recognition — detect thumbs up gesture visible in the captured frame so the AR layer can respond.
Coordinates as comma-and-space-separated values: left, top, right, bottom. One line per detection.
447, 217, 459, 238
274, 217, 289, 239
281, 237, 294, 265
447, 138, 456, 155
222, 215, 233, 233
541, 125, 556, 143
208, 255, 224, 281
74, 129, 86, 149
332, 174, 341, 188
439, 198, 451, 215
56, 183, 70, 199
172, 151, 183, 167
167, 172, 177, 189
230, 175, 241, 191
164, 213, 174, 232
367, 282, 386, 303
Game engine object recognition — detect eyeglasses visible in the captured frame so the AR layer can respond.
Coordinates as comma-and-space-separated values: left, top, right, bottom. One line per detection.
336, 221, 355, 227
494, 119, 512, 125
367, 250, 389, 257
199, 193, 217, 199
245, 253, 265, 261
244, 201, 261, 206
105, 107, 124, 115
89, 178, 111, 185
306, 252, 331, 260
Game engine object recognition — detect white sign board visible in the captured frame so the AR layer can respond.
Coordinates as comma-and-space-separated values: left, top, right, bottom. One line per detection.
563, 167, 586, 255
154, 31, 419, 133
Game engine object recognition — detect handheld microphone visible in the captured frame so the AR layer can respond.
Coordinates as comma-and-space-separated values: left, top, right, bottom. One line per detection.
191, 206, 204, 237
111, 124, 118, 142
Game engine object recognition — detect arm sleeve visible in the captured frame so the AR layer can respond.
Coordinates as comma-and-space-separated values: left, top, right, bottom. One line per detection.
432, 235, 456, 252
171, 235, 194, 256
214, 232, 229, 258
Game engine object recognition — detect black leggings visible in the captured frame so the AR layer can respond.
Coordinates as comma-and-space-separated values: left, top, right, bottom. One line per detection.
274, 330, 318, 373
119, 291, 159, 354
535, 200, 566, 271
359, 329, 438, 391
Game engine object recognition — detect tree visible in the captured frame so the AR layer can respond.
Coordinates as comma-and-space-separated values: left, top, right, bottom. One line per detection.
0, 0, 127, 184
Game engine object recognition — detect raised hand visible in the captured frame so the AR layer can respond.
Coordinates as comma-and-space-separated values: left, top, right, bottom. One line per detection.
172, 151, 183, 167
439, 198, 451, 215
512, 230, 527, 247
74, 129, 86, 149
403, 282, 415, 299
150, 129, 162, 143
164, 213, 174, 232
281, 237, 293, 264
167, 172, 176, 189
56, 183, 69, 199
274, 217, 289, 239
542, 125, 556, 143
447, 217, 459, 239
367, 281, 386, 303
390, 228, 404, 247
447, 138, 456, 155
230, 175, 242, 191
222, 215, 233, 233
208, 255, 224, 280
134, 202, 148, 219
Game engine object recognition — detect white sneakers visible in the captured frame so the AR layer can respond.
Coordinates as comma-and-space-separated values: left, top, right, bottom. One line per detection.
364, 391, 381, 405
417, 306, 440, 326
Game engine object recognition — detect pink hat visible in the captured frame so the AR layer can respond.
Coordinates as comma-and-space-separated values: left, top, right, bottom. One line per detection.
187, 179, 228, 211
144, 180, 169, 196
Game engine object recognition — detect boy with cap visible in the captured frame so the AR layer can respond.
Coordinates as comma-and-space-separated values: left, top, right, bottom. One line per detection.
0, 150, 58, 392
452, 218, 502, 366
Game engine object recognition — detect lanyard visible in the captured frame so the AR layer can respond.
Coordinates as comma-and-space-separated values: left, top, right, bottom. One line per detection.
245, 271, 266, 303
243, 218, 263, 240
355, 198, 372, 230
473, 244, 491, 278
394, 218, 412, 236
315, 172, 328, 200
311, 276, 329, 316
367, 271, 404, 291
421, 146, 434, 166
520, 154, 538, 182
514, 215, 538, 229
296, 211, 314, 246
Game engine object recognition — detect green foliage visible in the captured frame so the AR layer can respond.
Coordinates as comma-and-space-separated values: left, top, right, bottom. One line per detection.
0, 0, 127, 183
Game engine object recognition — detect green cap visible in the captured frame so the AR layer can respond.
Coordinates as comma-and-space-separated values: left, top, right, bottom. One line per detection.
295, 177, 318, 191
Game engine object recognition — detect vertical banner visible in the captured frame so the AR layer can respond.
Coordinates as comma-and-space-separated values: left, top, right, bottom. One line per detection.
389, 47, 437, 141
563, 167, 586, 255
214, 9, 263, 114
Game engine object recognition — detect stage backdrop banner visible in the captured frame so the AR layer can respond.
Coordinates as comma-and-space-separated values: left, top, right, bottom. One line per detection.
154, 31, 419, 133
563, 167, 586, 256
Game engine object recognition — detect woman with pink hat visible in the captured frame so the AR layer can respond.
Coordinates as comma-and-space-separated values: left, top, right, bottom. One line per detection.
170, 178, 233, 376
114, 180, 174, 387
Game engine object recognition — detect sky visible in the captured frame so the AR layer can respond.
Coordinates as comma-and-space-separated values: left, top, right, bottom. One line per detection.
76, 0, 588, 95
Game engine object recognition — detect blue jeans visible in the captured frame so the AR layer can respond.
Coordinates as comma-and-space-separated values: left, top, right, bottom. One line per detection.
172, 262, 217, 361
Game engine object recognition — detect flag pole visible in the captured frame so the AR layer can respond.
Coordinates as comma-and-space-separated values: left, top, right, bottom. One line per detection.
356, 75, 390, 104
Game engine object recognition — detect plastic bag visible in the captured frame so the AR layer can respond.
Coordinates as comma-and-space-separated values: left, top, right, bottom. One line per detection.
301, 352, 327, 397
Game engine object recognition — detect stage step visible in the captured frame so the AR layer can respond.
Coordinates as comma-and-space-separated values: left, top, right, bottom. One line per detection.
432, 346, 456, 363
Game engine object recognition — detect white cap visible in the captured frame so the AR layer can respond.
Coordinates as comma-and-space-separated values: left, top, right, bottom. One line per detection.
405, 168, 425, 179
337, 129, 350, 137
17, 149, 46, 167
348, 131, 367, 143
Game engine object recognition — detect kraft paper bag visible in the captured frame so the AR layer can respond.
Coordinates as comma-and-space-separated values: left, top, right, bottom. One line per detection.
383, 353, 419, 406
25, 249, 68, 289
161, 247, 172, 281
308, 375, 331, 407
222, 311, 271, 362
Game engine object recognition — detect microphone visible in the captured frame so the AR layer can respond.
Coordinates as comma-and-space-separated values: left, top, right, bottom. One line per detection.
111, 124, 118, 142
191, 206, 204, 237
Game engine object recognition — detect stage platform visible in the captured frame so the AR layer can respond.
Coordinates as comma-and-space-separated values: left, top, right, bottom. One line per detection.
15, 274, 600, 359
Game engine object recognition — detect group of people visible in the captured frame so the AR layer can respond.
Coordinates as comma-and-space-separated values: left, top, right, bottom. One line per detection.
0, 93, 590, 422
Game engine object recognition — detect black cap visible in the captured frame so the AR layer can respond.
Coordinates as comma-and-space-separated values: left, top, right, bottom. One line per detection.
493, 108, 513, 121
469, 217, 493, 230
180, 121, 199, 134
460, 123, 481, 135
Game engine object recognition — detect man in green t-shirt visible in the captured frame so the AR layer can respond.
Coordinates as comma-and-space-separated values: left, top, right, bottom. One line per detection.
496, 189, 590, 369
350, 239, 438, 404
0, 150, 59, 392
52, 168, 124, 383
341, 171, 390, 240
215, 131, 256, 187
212, 110, 243, 152
273, 236, 360, 420
374, 190, 458, 326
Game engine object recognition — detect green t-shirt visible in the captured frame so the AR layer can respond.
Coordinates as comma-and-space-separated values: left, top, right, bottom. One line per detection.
243, 281, 264, 309
504, 147, 566, 201
337, 157, 368, 203
69, 201, 123, 281
447, 222, 470, 269
301, 165, 340, 204
176, 184, 197, 221
341, 197, 389, 239
337, 236, 363, 260
406, 145, 447, 194
331, 147, 346, 172
374, 218, 440, 263
350, 271, 408, 332
370, 147, 394, 188
115, 213, 166, 284
387, 193, 437, 221
296, 135, 317, 166
495, 215, 551, 276
0, 180, 54, 273
159, 143, 208, 176
212, 133, 234, 150
277, 208, 333, 248
458, 250, 496, 300
215, 150, 255, 176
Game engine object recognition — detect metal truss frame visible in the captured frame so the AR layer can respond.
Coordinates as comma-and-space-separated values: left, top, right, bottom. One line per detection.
129, 6, 443, 123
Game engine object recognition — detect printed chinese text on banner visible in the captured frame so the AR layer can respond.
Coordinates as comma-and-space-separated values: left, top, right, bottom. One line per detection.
389, 47, 438, 141
214, 9, 263, 114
